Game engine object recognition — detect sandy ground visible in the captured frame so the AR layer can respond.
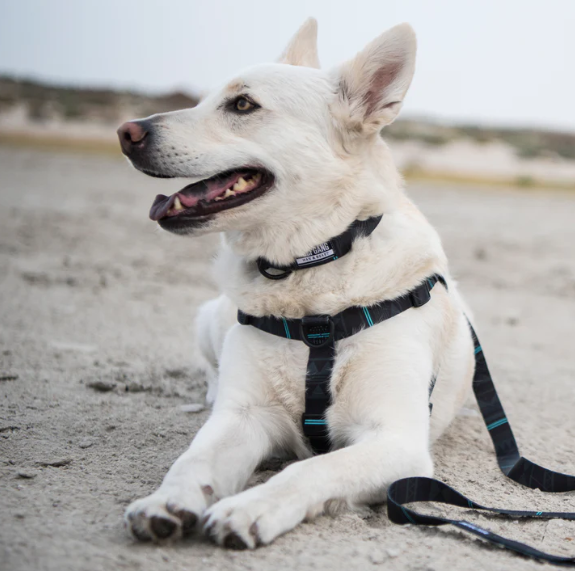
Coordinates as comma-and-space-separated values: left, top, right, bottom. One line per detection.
1, 146, 574, 571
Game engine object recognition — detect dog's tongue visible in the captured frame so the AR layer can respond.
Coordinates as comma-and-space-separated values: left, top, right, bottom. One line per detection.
149, 171, 244, 221
149, 194, 176, 221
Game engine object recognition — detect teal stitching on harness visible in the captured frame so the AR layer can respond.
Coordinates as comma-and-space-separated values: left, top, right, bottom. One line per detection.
474, 345, 482, 354
307, 333, 330, 338
304, 419, 326, 425
487, 418, 508, 431
536, 511, 543, 516
362, 307, 374, 327
281, 317, 291, 339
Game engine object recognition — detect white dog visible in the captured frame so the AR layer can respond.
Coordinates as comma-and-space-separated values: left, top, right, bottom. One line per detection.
118, 18, 474, 548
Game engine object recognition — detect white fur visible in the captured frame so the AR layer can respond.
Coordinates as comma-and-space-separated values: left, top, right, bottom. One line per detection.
124, 18, 474, 547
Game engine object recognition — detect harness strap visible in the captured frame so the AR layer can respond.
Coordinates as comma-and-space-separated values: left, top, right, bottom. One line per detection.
387, 320, 575, 566
256, 215, 383, 280
238, 274, 445, 342
238, 275, 445, 453
301, 322, 335, 454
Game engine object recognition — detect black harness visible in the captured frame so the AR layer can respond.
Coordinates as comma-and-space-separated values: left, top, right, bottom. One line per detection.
239, 275, 445, 453
238, 217, 575, 566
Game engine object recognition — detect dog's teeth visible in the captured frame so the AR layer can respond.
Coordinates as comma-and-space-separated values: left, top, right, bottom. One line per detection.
214, 196, 224, 201
173, 196, 184, 211
252, 172, 261, 183
233, 177, 248, 191
224, 188, 236, 198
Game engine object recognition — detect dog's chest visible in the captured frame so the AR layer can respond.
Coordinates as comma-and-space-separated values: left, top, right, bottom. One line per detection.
255, 333, 357, 419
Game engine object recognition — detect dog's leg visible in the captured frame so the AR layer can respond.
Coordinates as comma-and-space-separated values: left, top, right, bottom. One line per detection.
202, 332, 435, 548
125, 408, 273, 542
125, 325, 302, 542
203, 427, 432, 548
195, 295, 237, 405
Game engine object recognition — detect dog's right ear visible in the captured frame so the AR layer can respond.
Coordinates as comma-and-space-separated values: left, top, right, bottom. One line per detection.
332, 23, 416, 135
278, 18, 320, 69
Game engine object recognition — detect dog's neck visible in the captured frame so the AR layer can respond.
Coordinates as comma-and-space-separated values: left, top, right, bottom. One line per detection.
215, 203, 447, 319
222, 203, 385, 265
221, 139, 401, 265
213, 141, 449, 318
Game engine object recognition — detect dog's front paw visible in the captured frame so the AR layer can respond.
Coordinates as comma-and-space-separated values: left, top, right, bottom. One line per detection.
202, 486, 306, 549
125, 484, 214, 542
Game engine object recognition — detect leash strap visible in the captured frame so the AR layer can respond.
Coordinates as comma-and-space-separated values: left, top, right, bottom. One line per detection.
238, 275, 445, 452
387, 477, 575, 565
387, 321, 575, 566
256, 215, 383, 280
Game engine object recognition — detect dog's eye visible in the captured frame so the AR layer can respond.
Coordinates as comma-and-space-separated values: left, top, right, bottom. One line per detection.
236, 98, 252, 112
232, 97, 258, 113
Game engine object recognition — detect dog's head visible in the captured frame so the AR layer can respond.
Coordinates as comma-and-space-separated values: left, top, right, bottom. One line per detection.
118, 19, 416, 259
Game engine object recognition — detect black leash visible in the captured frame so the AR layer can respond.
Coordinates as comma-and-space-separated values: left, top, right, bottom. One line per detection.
256, 215, 383, 280
387, 320, 575, 566
238, 274, 575, 565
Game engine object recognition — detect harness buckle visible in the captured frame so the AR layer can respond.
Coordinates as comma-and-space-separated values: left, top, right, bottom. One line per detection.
299, 315, 335, 348
409, 283, 432, 308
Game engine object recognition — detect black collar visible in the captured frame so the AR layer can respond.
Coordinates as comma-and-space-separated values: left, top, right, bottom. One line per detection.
256, 215, 383, 280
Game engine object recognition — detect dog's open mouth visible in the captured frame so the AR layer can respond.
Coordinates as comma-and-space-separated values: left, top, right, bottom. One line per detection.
149, 168, 274, 222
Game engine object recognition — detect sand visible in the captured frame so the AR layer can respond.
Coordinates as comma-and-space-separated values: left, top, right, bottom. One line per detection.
1, 146, 574, 571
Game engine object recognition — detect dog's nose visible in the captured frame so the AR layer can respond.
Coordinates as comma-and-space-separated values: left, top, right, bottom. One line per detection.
117, 120, 150, 155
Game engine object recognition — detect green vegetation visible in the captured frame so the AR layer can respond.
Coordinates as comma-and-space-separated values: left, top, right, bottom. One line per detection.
385, 119, 575, 160
0, 75, 199, 125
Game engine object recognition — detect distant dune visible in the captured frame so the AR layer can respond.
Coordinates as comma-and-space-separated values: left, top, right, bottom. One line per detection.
1, 75, 574, 189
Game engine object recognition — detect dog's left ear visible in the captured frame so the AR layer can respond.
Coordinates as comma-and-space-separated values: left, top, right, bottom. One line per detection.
278, 18, 320, 68
333, 23, 416, 133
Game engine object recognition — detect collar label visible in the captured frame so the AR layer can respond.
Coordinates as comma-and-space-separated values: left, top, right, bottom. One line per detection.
295, 242, 335, 267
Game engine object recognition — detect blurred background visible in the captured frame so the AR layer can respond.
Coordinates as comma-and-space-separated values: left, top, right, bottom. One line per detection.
1, 0, 575, 186
1, 3, 574, 571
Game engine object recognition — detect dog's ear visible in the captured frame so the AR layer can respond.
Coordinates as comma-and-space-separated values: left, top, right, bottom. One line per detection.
333, 23, 416, 133
278, 18, 320, 68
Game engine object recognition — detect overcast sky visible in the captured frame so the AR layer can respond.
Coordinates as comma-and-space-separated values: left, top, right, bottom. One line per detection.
1, 0, 574, 130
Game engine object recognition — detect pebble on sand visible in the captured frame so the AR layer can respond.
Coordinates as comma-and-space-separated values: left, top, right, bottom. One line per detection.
180, 403, 205, 413
17, 470, 38, 479
86, 380, 116, 392
79, 438, 95, 449
36, 458, 73, 468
